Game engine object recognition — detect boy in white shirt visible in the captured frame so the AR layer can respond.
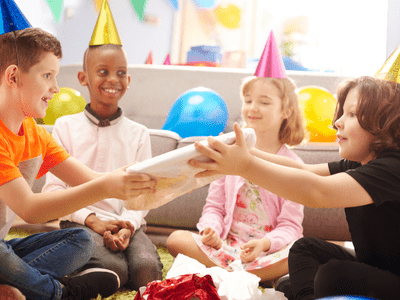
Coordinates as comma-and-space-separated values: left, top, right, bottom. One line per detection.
43, 0, 163, 291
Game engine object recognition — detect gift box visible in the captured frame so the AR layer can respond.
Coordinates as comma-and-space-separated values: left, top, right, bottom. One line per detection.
187, 45, 222, 64
134, 273, 221, 300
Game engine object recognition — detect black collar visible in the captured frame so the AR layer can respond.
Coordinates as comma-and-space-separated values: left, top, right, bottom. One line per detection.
84, 104, 123, 127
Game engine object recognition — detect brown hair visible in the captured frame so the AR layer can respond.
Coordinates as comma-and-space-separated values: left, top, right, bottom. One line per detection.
0, 28, 62, 78
240, 76, 305, 146
333, 76, 400, 154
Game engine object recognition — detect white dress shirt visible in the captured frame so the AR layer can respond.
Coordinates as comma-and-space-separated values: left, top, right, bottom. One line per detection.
42, 107, 152, 230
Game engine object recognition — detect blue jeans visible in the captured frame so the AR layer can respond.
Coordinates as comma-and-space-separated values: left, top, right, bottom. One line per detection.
0, 228, 94, 300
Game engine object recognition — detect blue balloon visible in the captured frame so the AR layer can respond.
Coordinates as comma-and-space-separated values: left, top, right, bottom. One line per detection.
162, 87, 228, 138
317, 297, 377, 300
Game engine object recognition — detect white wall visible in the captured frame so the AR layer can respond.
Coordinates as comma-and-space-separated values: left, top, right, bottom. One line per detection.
387, 0, 400, 57
13, 0, 400, 67
15, 0, 176, 65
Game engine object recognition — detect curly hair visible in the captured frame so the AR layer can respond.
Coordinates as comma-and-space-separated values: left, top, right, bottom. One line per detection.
240, 76, 305, 146
0, 28, 62, 79
333, 76, 400, 154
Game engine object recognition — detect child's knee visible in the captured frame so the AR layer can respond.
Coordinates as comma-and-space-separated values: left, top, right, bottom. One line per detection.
76, 228, 94, 243
314, 260, 355, 298
166, 230, 190, 254
68, 228, 95, 256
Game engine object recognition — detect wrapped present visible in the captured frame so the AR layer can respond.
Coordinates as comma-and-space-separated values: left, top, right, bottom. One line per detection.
134, 273, 220, 300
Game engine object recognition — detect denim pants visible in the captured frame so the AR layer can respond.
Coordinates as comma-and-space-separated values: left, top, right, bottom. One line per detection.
0, 228, 94, 300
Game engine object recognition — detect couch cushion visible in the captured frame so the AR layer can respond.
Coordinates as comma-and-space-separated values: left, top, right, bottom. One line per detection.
292, 142, 341, 164
292, 142, 351, 241
144, 135, 209, 230
303, 207, 350, 241
148, 129, 181, 157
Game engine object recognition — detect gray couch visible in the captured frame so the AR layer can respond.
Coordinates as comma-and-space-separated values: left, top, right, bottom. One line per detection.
30, 64, 351, 246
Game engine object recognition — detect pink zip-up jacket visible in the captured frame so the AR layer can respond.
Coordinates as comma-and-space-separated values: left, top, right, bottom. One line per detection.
197, 145, 304, 253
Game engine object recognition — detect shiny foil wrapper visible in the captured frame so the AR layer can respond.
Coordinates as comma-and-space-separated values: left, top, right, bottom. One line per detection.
134, 274, 221, 300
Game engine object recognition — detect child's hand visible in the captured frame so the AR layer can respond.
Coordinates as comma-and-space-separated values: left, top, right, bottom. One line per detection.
85, 214, 135, 235
103, 166, 156, 200
190, 123, 252, 178
201, 227, 222, 250
103, 228, 132, 251
240, 238, 270, 263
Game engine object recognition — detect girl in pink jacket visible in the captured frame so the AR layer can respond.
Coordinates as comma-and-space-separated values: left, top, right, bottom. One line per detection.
167, 75, 305, 285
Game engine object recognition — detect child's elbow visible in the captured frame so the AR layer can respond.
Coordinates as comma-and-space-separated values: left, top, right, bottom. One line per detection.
19, 211, 48, 224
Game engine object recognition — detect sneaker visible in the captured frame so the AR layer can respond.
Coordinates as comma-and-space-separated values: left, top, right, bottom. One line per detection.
275, 274, 291, 299
59, 268, 120, 300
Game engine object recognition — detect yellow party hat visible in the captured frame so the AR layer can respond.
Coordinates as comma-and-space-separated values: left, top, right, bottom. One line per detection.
374, 45, 400, 83
89, 0, 121, 46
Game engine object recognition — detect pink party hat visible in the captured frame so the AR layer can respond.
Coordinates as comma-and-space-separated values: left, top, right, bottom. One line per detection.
163, 53, 170, 65
254, 31, 287, 78
145, 51, 153, 64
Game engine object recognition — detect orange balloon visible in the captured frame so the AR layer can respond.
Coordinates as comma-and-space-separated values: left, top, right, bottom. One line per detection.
215, 4, 241, 29
297, 86, 337, 143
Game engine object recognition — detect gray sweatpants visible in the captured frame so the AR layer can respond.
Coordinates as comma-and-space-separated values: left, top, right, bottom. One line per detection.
60, 220, 163, 290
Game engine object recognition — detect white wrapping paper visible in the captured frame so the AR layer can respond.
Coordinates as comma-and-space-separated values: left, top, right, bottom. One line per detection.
125, 128, 256, 210
166, 254, 288, 300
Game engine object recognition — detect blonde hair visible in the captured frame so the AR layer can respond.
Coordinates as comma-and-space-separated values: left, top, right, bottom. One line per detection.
240, 76, 305, 146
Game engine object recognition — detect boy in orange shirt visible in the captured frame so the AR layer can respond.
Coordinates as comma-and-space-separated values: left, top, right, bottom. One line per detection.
0, 1, 156, 299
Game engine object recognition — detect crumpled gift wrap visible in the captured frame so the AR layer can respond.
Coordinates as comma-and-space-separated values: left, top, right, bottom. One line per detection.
125, 128, 256, 210
166, 254, 288, 300
133, 273, 220, 300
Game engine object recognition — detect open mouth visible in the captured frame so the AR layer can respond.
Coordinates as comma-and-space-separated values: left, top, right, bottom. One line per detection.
41, 97, 49, 104
102, 88, 120, 96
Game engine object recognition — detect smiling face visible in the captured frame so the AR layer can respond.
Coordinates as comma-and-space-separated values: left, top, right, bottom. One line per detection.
242, 79, 285, 137
79, 45, 130, 118
18, 52, 60, 119
335, 88, 376, 164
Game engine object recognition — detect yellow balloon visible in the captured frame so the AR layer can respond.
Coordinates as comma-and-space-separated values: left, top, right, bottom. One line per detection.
215, 4, 241, 29
297, 86, 337, 143
39, 87, 87, 125
306, 122, 337, 143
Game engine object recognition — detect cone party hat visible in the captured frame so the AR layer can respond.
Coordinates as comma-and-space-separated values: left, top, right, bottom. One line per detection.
145, 51, 153, 64
163, 53, 170, 65
0, 0, 31, 36
374, 45, 400, 83
254, 31, 286, 78
89, 0, 121, 46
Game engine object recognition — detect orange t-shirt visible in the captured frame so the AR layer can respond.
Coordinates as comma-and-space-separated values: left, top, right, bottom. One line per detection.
0, 117, 70, 186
